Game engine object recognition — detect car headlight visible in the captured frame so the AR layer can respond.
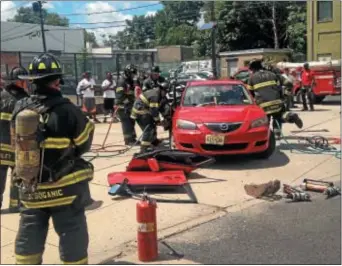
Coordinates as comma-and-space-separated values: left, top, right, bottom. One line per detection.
176, 119, 198, 130
250, 117, 269, 129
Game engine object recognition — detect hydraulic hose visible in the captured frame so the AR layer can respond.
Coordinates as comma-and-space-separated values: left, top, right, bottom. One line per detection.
274, 120, 341, 159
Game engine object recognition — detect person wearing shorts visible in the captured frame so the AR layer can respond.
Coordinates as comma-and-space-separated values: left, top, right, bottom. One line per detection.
78, 71, 100, 123
101, 72, 116, 123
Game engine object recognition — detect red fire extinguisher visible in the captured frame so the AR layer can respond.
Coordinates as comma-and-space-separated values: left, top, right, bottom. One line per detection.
137, 194, 158, 262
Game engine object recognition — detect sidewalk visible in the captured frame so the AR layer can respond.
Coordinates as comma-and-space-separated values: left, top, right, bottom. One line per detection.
1, 104, 340, 264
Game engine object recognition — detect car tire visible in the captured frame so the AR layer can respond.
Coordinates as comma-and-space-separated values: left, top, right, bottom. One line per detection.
314, 95, 325, 104
254, 130, 276, 160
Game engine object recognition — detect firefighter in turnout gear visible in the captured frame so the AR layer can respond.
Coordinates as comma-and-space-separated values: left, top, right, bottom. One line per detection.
0, 67, 29, 212
131, 66, 171, 152
248, 59, 303, 139
13, 53, 94, 264
115, 64, 139, 145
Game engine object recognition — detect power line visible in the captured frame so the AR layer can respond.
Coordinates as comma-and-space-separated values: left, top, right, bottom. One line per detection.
59, 3, 162, 17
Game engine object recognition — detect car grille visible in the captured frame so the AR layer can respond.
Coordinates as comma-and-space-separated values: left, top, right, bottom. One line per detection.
201, 143, 248, 151
204, 122, 242, 133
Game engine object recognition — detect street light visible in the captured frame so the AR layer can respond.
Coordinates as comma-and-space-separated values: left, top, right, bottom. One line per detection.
32, 1, 47, 52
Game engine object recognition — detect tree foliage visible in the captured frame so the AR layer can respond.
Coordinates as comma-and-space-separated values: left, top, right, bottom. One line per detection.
84, 31, 99, 48
8, 6, 69, 26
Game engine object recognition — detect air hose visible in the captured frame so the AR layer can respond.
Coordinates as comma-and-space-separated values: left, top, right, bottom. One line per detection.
274, 120, 341, 159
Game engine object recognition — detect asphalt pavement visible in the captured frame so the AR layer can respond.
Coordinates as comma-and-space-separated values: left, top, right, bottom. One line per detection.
158, 192, 341, 265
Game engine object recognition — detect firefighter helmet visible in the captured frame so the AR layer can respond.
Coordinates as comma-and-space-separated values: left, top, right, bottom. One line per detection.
249, 59, 263, 71
3, 66, 28, 81
151, 65, 161, 73
18, 53, 63, 80
124, 64, 137, 76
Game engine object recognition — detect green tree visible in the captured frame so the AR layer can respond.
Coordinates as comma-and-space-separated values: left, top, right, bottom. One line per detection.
84, 31, 99, 48
8, 6, 69, 26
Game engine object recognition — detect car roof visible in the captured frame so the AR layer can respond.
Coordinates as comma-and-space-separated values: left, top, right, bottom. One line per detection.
187, 79, 245, 86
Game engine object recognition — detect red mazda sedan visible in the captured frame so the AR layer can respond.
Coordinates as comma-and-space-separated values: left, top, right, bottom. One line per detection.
171, 80, 275, 158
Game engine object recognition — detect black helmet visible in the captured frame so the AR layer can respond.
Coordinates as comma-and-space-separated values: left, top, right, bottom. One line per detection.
303, 62, 309, 69
151, 65, 161, 73
124, 64, 137, 76
18, 53, 63, 80
3, 66, 28, 81
249, 59, 263, 71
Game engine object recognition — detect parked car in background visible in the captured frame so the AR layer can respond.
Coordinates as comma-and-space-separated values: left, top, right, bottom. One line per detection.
172, 80, 275, 159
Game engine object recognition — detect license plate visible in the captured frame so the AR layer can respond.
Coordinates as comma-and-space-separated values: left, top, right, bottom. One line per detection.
205, 135, 225, 145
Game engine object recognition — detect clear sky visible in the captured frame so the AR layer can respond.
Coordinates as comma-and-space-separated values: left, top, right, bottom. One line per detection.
1, 1, 163, 42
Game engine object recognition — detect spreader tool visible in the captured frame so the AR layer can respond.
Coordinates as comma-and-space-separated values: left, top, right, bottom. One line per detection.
283, 184, 311, 202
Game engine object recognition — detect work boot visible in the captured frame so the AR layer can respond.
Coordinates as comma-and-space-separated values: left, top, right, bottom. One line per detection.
125, 139, 140, 146
291, 113, 303, 129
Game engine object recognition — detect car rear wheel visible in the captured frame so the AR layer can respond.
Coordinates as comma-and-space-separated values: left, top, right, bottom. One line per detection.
254, 130, 276, 159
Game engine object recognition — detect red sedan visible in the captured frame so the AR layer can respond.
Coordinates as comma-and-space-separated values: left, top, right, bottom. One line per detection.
171, 80, 276, 158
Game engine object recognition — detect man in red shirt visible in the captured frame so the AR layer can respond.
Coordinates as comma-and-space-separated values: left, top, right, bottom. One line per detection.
300, 63, 315, 111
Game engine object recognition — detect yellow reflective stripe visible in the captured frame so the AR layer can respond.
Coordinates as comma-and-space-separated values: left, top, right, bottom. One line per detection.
153, 116, 160, 122
0, 160, 15, 166
16, 253, 42, 264
38, 169, 93, 190
62, 257, 88, 265
9, 199, 19, 207
29, 64, 33, 70
132, 107, 148, 115
130, 114, 137, 120
150, 102, 159, 108
73, 121, 95, 146
21, 196, 76, 209
259, 99, 283, 108
38, 63, 46, 70
141, 141, 151, 146
246, 84, 252, 90
0, 143, 14, 152
42, 138, 71, 149
0, 112, 12, 121
116, 87, 124, 92
264, 107, 283, 115
140, 94, 150, 105
253, 80, 277, 90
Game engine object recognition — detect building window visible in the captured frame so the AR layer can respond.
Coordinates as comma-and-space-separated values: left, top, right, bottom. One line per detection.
317, 1, 333, 22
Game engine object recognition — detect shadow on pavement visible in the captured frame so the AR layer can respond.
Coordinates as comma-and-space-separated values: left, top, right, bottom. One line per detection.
207, 150, 290, 171
321, 100, 341, 106
102, 260, 137, 265
188, 172, 227, 184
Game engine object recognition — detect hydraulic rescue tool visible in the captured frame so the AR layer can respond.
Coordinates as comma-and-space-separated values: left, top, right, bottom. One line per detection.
283, 184, 311, 202
301, 178, 341, 199
14, 109, 42, 192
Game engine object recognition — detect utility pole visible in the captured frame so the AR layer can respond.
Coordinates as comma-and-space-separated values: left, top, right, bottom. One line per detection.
210, 1, 217, 78
33, 1, 47, 52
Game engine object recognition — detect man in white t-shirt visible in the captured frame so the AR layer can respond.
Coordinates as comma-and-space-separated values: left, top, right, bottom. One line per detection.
77, 71, 100, 123
101, 72, 116, 123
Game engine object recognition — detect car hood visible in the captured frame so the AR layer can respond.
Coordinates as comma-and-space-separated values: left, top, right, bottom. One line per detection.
176, 105, 264, 123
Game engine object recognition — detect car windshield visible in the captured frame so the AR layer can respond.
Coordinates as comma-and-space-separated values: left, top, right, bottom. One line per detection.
182, 84, 253, 107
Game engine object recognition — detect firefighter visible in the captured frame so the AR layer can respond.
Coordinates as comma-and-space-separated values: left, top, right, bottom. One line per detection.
115, 64, 139, 145
282, 68, 295, 111
130, 70, 171, 152
0, 67, 29, 212
248, 59, 303, 139
14, 53, 94, 264
300, 62, 315, 111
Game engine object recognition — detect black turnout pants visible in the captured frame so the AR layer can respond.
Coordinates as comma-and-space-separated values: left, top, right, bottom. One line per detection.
117, 107, 137, 143
135, 114, 157, 151
15, 204, 89, 264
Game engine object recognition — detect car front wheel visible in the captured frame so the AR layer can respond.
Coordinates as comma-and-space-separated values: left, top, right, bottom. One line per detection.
254, 130, 276, 159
